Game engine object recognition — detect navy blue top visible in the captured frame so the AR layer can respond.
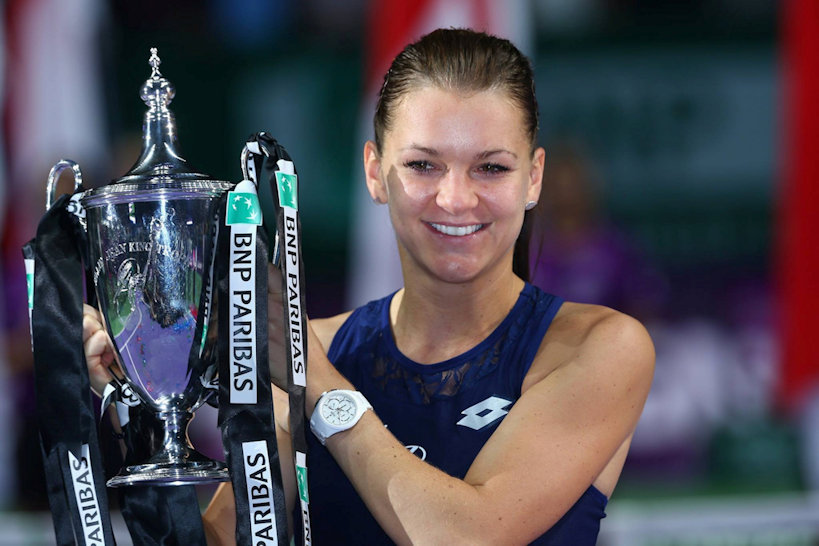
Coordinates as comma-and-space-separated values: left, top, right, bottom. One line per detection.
300, 283, 607, 544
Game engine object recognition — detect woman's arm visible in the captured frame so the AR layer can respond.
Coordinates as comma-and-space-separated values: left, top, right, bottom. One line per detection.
203, 483, 237, 546
302, 305, 654, 545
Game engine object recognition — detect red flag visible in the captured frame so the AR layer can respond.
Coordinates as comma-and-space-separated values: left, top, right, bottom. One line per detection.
777, 0, 819, 412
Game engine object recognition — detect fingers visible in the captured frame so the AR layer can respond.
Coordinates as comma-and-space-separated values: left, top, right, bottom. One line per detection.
86, 329, 115, 365
86, 328, 115, 380
82, 303, 118, 395
83, 303, 115, 366
82, 303, 104, 343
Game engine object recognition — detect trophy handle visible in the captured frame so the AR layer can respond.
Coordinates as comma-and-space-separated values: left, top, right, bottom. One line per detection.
46, 159, 84, 211
240, 145, 253, 182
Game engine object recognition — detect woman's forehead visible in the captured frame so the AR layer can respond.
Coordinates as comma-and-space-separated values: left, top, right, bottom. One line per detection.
384, 87, 529, 151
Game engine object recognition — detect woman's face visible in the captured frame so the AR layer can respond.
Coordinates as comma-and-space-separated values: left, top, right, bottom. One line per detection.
365, 86, 544, 285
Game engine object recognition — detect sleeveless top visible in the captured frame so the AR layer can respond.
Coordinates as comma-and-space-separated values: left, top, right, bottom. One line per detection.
300, 283, 607, 545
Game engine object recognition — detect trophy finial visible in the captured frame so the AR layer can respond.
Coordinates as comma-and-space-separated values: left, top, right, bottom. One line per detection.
149, 47, 161, 78
92, 46, 216, 184
117, 46, 203, 182
140, 46, 174, 110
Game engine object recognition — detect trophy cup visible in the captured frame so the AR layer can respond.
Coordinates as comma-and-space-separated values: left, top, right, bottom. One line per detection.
79, 49, 232, 486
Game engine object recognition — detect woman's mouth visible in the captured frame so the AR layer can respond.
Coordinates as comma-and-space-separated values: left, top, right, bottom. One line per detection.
428, 222, 485, 236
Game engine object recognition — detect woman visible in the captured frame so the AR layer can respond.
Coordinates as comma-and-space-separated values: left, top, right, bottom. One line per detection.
86, 28, 654, 545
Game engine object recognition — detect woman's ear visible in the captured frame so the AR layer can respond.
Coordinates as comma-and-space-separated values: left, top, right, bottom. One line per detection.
364, 140, 388, 204
526, 146, 546, 205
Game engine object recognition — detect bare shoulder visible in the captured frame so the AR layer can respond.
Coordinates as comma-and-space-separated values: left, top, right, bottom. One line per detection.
551, 302, 653, 350
525, 301, 655, 390
311, 311, 354, 352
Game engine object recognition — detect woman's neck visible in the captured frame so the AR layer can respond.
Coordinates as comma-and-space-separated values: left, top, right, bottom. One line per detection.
390, 268, 525, 365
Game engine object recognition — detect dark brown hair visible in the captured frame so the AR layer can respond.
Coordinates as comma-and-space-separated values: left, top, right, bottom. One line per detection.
374, 28, 540, 280
374, 28, 539, 154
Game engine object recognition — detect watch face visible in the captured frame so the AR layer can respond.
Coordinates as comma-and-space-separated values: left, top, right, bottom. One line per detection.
321, 392, 356, 426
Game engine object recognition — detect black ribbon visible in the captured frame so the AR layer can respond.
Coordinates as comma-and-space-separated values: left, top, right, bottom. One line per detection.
119, 485, 206, 546
268, 140, 312, 544
242, 133, 313, 544
27, 193, 116, 545
217, 177, 289, 545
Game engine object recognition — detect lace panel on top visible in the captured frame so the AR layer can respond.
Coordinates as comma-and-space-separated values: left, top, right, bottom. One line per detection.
370, 334, 505, 404
367, 290, 540, 405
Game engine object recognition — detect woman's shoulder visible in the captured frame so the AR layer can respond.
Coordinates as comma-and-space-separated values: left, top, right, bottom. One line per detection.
311, 311, 354, 352
551, 301, 648, 339
524, 301, 655, 389
310, 292, 397, 352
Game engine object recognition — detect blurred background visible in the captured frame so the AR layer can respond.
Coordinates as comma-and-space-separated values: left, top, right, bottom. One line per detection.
2, 0, 817, 544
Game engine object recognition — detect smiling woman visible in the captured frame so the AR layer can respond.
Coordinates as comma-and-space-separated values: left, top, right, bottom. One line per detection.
365, 85, 544, 287
91, 27, 653, 545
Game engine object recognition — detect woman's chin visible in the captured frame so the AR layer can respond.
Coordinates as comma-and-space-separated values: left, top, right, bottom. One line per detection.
421, 259, 489, 285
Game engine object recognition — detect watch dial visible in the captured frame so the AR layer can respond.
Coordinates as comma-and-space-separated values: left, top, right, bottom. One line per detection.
322, 393, 356, 426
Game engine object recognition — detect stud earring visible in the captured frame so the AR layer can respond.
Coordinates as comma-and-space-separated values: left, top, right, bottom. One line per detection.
524, 200, 537, 211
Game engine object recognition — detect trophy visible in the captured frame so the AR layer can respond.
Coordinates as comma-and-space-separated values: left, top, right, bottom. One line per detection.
77, 48, 232, 486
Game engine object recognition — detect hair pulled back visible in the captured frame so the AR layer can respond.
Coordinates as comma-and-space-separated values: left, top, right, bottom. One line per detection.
373, 28, 539, 155
373, 28, 540, 281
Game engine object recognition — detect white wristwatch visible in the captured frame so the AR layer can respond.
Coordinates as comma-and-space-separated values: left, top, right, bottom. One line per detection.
310, 389, 372, 446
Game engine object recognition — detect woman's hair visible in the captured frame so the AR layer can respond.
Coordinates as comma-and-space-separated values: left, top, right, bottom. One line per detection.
374, 28, 539, 154
374, 28, 540, 280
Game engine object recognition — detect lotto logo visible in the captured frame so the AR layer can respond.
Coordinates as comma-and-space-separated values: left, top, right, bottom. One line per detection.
456, 396, 512, 430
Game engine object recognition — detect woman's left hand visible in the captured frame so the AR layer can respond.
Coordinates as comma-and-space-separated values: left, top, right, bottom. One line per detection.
82, 303, 118, 397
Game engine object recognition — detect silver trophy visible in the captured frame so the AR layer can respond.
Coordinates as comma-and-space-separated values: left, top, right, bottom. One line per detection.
76, 49, 232, 486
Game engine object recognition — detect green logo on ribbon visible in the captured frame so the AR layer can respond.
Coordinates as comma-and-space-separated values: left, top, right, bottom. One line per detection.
275, 172, 298, 210
226, 192, 262, 225
26, 273, 33, 309
296, 465, 309, 503
199, 322, 208, 354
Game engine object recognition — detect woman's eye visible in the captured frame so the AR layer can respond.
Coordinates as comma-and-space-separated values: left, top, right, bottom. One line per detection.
404, 160, 436, 173
476, 163, 510, 175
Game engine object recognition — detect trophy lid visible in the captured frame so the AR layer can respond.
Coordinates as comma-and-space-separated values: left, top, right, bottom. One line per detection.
83, 48, 231, 205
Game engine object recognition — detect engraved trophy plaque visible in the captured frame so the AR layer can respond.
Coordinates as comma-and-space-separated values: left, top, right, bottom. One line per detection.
81, 49, 232, 486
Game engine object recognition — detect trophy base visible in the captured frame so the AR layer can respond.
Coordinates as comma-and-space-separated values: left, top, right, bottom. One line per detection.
107, 456, 229, 487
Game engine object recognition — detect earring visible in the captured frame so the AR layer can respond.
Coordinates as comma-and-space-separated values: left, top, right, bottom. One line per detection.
525, 200, 537, 211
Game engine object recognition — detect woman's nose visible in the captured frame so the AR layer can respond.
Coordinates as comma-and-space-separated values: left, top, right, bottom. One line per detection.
435, 171, 478, 214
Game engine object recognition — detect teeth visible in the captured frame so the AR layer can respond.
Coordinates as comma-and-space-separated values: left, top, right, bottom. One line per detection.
429, 223, 483, 236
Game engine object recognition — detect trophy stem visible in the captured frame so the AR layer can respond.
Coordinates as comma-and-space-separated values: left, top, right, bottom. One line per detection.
106, 409, 229, 487
156, 410, 197, 462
